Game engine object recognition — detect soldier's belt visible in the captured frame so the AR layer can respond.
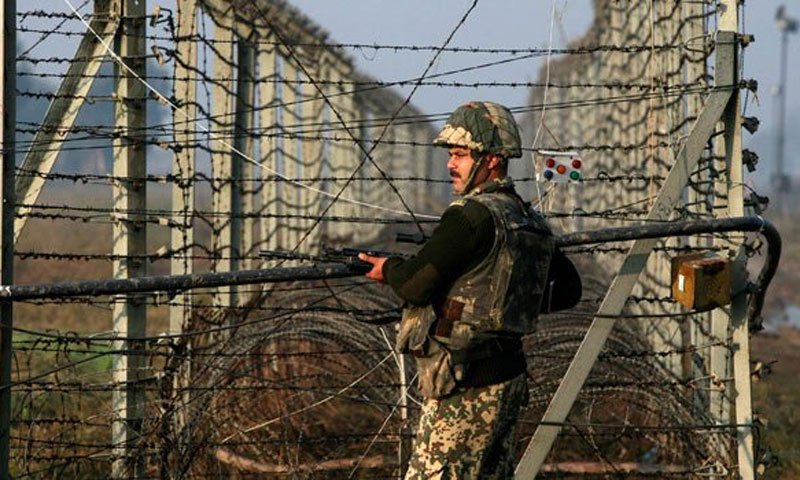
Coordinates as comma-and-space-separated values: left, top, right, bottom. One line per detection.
449, 337, 523, 365
452, 338, 526, 389
409, 336, 526, 388
459, 350, 526, 388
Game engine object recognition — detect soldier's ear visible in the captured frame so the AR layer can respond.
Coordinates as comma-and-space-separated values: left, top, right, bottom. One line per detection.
486, 154, 503, 170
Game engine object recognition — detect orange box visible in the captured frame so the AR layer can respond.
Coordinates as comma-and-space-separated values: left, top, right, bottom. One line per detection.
670, 253, 731, 311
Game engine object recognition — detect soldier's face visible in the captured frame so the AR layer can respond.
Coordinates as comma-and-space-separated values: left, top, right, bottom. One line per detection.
447, 147, 475, 194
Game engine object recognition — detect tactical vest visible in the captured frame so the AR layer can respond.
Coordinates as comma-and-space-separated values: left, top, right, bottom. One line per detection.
437, 192, 555, 339
397, 191, 555, 398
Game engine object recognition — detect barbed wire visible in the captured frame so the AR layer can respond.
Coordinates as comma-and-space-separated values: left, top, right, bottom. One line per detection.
13, 167, 664, 184
10, 0, 771, 477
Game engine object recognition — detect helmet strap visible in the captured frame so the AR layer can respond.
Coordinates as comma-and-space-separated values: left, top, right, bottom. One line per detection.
461, 153, 487, 195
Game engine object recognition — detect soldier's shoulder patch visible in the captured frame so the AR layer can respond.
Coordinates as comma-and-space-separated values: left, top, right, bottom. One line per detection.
449, 198, 468, 208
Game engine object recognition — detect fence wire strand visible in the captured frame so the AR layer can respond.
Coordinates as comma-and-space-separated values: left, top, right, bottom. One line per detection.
8, 0, 768, 477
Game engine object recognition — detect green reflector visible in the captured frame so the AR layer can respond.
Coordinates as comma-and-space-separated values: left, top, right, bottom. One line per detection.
570, 171, 580, 180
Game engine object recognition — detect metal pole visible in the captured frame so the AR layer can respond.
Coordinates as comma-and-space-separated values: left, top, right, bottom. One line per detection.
111, 0, 147, 476
2, 262, 368, 301
773, 5, 798, 216
0, 0, 14, 477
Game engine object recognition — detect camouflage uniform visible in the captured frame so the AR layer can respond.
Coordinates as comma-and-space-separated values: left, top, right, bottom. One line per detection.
387, 102, 554, 479
404, 374, 528, 479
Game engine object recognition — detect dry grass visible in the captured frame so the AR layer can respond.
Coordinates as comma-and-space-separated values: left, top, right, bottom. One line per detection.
14, 184, 181, 334
749, 209, 800, 478
10, 185, 800, 476
751, 327, 800, 479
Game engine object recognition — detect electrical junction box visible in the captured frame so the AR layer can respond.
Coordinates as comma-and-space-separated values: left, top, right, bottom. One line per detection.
670, 253, 731, 311
537, 150, 582, 183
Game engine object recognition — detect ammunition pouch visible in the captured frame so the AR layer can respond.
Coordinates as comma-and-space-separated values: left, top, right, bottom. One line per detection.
397, 305, 526, 398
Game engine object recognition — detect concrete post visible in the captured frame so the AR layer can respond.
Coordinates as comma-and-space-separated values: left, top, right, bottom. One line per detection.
234, 41, 256, 285
111, 0, 147, 476
210, 13, 237, 308
169, 0, 198, 435
719, 4, 755, 478
14, 0, 119, 245
300, 53, 324, 251
325, 63, 350, 243
281, 59, 299, 252
259, 40, 280, 257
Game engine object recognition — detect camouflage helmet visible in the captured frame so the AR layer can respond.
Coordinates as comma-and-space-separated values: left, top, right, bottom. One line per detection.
433, 101, 522, 159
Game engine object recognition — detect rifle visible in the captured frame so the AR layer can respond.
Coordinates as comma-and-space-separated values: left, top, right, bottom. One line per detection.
259, 246, 409, 273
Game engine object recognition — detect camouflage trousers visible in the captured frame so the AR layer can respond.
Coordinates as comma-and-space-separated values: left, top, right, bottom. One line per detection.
404, 373, 528, 480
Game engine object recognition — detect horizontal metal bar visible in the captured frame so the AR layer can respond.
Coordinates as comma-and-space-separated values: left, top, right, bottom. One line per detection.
558, 216, 774, 247
0, 217, 780, 327
557, 216, 781, 329
0, 263, 370, 301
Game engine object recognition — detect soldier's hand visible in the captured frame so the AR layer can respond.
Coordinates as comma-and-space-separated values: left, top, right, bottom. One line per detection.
358, 253, 387, 283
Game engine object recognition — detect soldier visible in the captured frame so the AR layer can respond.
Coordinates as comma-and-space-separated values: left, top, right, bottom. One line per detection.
359, 101, 556, 479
